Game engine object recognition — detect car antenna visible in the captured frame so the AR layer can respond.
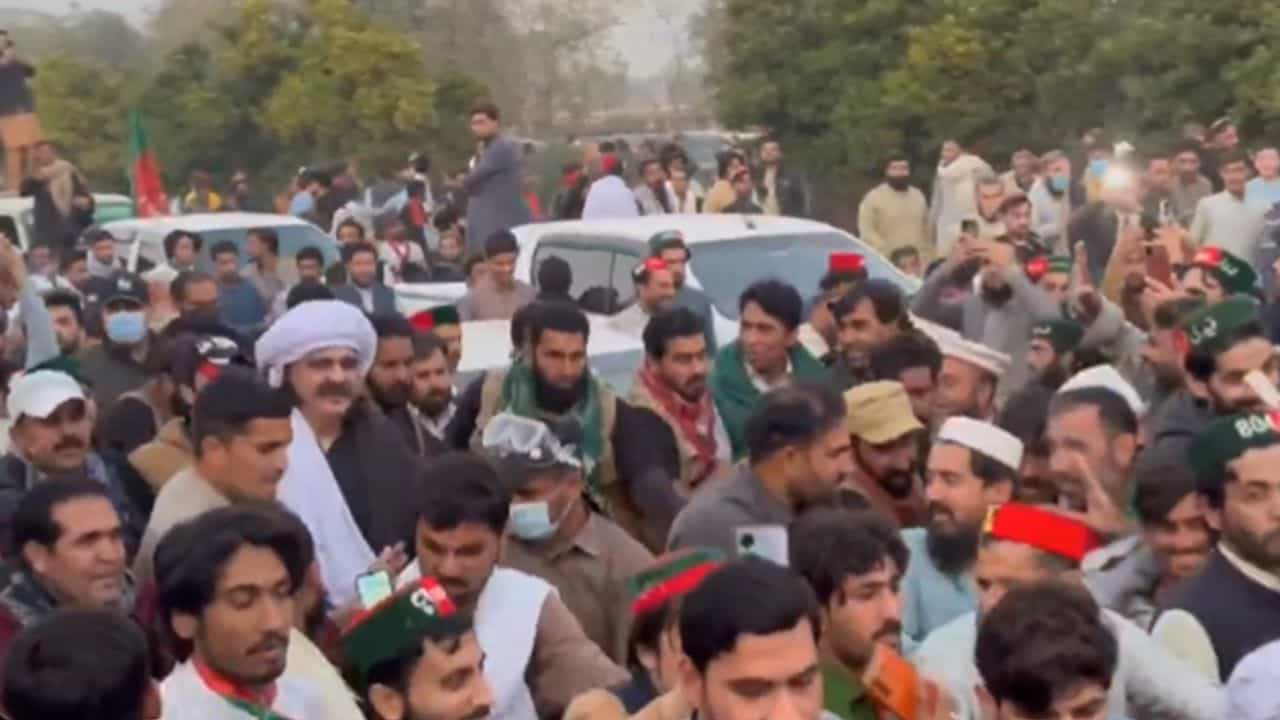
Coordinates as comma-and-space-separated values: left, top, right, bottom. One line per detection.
742, 214, 756, 230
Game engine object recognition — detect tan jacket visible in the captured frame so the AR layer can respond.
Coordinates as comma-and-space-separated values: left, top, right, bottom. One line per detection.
857, 182, 930, 259
702, 180, 737, 214
128, 418, 194, 493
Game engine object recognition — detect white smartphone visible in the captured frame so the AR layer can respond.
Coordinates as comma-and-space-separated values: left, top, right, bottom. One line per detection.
355, 570, 393, 609
734, 524, 789, 566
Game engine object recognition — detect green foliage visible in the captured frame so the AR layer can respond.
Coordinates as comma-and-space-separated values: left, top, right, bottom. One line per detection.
30, 57, 130, 189
27, 0, 490, 194
707, 0, 1280, 190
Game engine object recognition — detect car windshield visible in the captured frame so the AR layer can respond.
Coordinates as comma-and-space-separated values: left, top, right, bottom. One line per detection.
194, 224, 341, 268
690, 232, 921, 320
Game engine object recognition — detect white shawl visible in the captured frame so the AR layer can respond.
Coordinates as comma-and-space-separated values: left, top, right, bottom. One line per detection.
276, 410, 374, 609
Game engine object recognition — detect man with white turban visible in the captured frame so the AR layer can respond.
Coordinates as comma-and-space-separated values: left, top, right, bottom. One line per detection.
256, 299, 423, 608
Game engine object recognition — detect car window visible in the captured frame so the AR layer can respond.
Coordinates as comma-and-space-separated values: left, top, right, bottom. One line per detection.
194, 224, 340, 272
532, 240, 616, 311
592, 348, 643, 395
690, 232, 921, 320
609, 250, 643, 309
0, 215, 20, 246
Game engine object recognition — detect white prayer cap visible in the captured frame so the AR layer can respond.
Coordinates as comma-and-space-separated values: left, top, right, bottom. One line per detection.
1057, 364, 1146, 417
255, 300, 377, 388
936, 416, 1024, 472
930, 330, 1010, 377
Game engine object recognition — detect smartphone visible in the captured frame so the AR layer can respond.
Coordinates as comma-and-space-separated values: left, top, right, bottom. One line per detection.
960, 219, 978, 236
734, 525, 789, 566
355, 570, 393, 609
1145, 244, 1174, 287
863, 645, 930, 720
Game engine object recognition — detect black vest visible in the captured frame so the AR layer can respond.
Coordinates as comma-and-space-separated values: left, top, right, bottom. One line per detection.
1162, 549, 1280, 681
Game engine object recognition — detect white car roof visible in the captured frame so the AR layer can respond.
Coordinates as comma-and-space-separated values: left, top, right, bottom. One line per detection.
511, 214, 842, 247
102, 213, 316, 235
457, 316, 643, 375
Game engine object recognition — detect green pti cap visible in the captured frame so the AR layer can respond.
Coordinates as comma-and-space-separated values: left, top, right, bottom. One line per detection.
1029, 318, 1085, 354
628, 548, 725, 616
1190, 412, 1280, 495
1178, 296, 1261, 355
1024, 255, 1072, 280
340, 577, 471, 689
1193, 246, 1258, 296
648, 230, 688, 256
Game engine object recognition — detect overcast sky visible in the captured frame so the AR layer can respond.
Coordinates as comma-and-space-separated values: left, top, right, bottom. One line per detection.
5, 0, 691, 76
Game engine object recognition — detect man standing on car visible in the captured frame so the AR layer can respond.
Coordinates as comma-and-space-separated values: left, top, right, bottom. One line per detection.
462, 102, 530, 256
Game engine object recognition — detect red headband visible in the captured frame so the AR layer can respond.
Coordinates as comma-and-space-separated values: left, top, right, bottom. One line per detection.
984, 503, 1100, 563
829, 253, 865, 274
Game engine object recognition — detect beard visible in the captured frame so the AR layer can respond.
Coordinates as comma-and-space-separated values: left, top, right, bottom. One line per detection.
1037, 361, 1070, 390
534, 364, 587, 414
980, 282, 1013, 306
416, 387, 453, 417
1225, 524, 1280, 574
369, 380, 410, 411
925, 504, 981, 575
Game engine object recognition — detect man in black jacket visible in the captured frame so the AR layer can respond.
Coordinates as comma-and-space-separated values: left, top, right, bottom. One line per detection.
756, 139, 808, 217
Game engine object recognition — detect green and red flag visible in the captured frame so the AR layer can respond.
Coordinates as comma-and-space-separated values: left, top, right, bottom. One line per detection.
127, 110, 168, 217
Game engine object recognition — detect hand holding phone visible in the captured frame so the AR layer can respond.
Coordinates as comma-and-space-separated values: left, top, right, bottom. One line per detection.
1144, 244, 1174, 287
355, 570, 393, 609
734, 525, 788, 566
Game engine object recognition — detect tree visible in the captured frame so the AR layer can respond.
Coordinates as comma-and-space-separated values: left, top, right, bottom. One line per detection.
30, 56, 130, 189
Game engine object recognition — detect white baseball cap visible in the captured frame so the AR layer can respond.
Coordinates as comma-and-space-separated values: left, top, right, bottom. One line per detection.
7, 370, 86, 421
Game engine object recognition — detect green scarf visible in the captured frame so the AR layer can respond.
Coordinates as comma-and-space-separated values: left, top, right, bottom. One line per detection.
710, 340, 828, 459
500, 362, 607, 492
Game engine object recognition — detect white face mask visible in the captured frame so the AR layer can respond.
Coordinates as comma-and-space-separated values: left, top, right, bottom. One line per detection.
509, 491, 573, 542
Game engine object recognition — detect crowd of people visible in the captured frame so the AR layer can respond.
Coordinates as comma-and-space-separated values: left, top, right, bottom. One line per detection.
0, 91, 1276, 720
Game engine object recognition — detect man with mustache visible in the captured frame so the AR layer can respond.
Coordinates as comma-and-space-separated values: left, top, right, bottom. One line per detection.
1146, 297, 1275, 470
830, 279, 909, 391
711, 279, 828, 459
902, 416, 1021, 648
1155, 412, 1280, 681
0, 479, 135, 659
342, 577, 494, 720
401, 452, 627, 718
669, 382, 853, 557
1086, 460, 1210, 630
408, 331, 456, 454
912, 229, 1061, 397
0, 370, 142, 552
915, 503, 1224, 720
132, 369, 293, 582
454, 301, 677, 549
919, 321, 1010, 424
1024, 318, 1085, 390
842, 381, 927, 528
368, 314, 433, 457
628, 308, 732, 499
256, 300, 423, 609
409, 305, 464, 374
155, 504, 323, 718
791, 507, 950, 720
609, 258, 677, 338
1046, 384, 1141, 540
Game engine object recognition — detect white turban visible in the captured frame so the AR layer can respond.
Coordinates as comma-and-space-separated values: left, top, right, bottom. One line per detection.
254, 300, 377, 388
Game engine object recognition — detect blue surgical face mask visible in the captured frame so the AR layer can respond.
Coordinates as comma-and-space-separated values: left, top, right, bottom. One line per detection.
1089, 158, 1110, 177
509, 500, 567, 541
105, 311, 147, 345
1049, 174, 1069, 192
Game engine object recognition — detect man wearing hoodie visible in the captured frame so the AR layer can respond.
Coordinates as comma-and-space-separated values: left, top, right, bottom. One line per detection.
911, 235, 1061, 395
